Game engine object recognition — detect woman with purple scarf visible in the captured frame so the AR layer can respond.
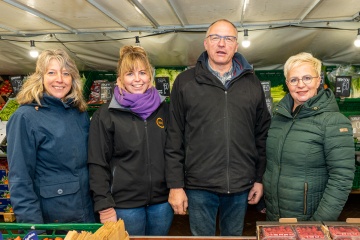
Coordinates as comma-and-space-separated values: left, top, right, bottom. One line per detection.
88, 46, 173, 236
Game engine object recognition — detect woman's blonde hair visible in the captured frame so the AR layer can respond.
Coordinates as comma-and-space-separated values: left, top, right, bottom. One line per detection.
284, 52, 322, 79
117, 46, 153, 91
16, 49, 87, 112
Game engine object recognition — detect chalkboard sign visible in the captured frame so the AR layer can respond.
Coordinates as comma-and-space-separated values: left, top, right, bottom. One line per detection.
100, 81, 115, 102
261, 81, 271, 98
349, 115, 360, 139
265, 97, 273, 116
335, 76, 351, 97
155, 77, 170, 97
10, 75, 24, 95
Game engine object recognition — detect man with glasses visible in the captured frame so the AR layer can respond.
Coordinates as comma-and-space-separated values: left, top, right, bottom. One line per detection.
165, 19, 271, 236
263, 52, 355, 222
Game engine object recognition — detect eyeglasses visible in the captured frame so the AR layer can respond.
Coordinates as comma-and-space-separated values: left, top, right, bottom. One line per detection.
287, 75, 318, 86
206, 34, 237, 44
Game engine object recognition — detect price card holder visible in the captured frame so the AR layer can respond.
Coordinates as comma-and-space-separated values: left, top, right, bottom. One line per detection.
261, 81, 271, 98
265, 97, 273, 116
349, 115, 360, 139
100, 81, 115, 103
335, 76, 351, 98
9, 75, 24, 96
319, 71, 325, 89
155, 77, 170, 97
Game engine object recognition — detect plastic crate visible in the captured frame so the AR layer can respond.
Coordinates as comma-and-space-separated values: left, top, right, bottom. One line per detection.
353, 165, 360, 190
0, 223, 102, 239
80, 71, 117, 103
336, 98, 360, 112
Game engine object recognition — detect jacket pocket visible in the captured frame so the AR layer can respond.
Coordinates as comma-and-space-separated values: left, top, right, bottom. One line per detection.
39, 181, 83, 223
40, 181, 80, 198
303, 182, 308, 215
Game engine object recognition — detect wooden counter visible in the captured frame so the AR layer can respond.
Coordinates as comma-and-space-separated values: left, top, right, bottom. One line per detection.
351, 189, 360, 194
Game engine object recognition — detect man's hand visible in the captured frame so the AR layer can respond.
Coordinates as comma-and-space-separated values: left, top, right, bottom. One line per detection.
168, 188, 188, 215
248, 182, 263, 205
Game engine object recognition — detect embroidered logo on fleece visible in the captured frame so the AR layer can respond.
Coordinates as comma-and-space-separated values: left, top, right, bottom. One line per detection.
339, 128, 348, 132
156, 117, 164, 128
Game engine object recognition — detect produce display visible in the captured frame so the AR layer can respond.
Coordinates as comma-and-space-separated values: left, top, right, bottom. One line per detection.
155, 68, 184, 92
0, 79, 13, 96
1, 220, 126, 240
294, 225, 327, 239
270, 85, 287, 103
0, 99, 20, 121
328, 226, 360, 239
326, 65, 360, 98
261, 225, 296, 239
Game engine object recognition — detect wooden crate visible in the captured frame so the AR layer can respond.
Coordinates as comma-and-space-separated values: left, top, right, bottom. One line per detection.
0, 212, 15, 222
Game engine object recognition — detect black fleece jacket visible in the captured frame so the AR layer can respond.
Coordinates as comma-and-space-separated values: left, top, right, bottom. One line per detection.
165, 51, 271, 194
88, 96, 169, 211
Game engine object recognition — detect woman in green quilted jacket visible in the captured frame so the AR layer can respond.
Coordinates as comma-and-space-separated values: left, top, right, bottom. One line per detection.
263, 52, 355, 221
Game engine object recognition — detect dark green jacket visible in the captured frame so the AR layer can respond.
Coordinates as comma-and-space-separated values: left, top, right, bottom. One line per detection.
263, 88, 355, 221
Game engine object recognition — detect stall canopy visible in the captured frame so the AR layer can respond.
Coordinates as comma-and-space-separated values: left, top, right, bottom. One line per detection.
0, 0, 360, 75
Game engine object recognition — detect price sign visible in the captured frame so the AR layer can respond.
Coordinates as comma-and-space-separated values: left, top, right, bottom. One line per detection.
100, 82, 115, 102
265, 97, 273, 116
335, 76, 351, 97
349, 115, 360, 139
155, 77, 170, 97
10, 75, 24, 95
261, 81, 271, 98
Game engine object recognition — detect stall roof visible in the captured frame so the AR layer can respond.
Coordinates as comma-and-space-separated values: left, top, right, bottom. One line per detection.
0, 0, 360, 75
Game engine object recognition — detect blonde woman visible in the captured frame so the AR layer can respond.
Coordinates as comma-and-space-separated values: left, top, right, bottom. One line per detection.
88, 46, 173, 236
6, 49, 95, 224
263, 52, 355, 221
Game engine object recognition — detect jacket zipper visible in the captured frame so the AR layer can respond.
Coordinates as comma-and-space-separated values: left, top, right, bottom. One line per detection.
225, 91, 230, 193
303, 182, 308, 215
144, 120, 152, 204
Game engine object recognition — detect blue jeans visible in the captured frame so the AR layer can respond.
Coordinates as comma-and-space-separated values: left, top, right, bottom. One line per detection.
186, 189, 249, 236
115, 202, 173, 236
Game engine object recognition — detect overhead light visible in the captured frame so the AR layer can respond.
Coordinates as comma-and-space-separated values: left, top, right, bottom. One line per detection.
29, 40, 39, 58
135, 36, 141, 46
241, 29, 251, 48
354, 29, 360, 47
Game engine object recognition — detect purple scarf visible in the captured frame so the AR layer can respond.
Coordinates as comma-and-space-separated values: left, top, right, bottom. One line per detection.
114, 86, 161, 120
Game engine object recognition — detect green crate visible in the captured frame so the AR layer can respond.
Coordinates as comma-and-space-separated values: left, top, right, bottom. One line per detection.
336, 98, 360, 112
0, 223, 102, 239
353, 165, 360, 190
80, 71, 117, 103
355, 143, 360, 152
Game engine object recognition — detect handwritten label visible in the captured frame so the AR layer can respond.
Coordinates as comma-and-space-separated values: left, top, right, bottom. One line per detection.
155, 77, 170, 97
10, 75, 24, 95
335, 76, 351, 97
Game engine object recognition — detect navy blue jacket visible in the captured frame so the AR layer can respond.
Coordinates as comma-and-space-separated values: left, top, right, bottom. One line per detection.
6, 94, 95, 223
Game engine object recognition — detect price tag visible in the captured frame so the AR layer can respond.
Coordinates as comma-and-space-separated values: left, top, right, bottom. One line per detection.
10, 75, 24, 96
265, 97, 273, 115
155, 77, 170, 97
335, 76, 351, 97
100, 82, 115, 102
349, 115, 360, 139
261, 81, 271, 98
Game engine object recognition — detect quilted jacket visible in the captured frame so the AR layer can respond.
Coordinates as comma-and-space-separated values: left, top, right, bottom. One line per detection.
263, 88, 355, 221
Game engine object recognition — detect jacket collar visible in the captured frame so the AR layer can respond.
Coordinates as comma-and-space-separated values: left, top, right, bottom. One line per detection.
195, 51, 253, 86
275, 88, 339, 118
27, 93, 74, 109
